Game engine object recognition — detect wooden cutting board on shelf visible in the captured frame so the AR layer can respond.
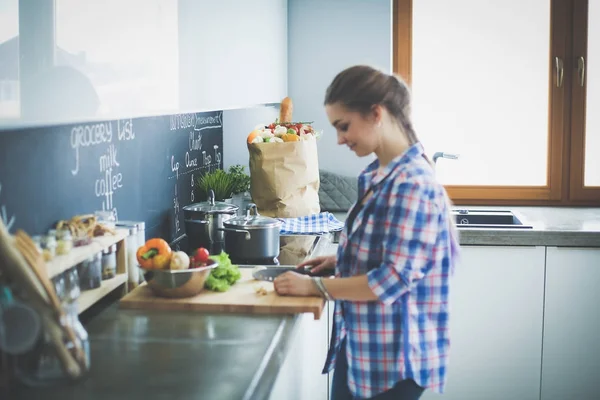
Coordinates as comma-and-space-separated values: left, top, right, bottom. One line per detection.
119, 268, 325, 319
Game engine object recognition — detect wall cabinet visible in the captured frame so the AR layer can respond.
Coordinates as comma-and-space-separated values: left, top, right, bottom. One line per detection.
178, 0, 287, 112
541, 247, 600, 400
422, 246, 546, 400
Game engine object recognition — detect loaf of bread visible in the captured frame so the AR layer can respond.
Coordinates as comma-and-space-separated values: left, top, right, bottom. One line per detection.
279, 97, 293, 123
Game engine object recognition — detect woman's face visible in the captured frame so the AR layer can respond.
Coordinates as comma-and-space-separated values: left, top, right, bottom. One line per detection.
325, 102, 380, 157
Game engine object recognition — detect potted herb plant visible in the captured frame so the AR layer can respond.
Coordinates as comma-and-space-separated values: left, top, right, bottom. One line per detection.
228, 165, 252, 209
196, 169, 237, 202
229, 165, 251, 196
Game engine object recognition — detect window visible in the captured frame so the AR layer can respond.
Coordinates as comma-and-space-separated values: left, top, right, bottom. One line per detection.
394, 0, 600, 205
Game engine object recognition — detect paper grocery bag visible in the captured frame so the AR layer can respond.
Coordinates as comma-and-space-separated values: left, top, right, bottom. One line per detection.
248, 139, 321, 218
278, 235, 318, 265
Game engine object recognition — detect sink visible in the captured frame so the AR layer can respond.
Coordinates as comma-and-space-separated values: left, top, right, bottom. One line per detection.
452, 209, 533, 229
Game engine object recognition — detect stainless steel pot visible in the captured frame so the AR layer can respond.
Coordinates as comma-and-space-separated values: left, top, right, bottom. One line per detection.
183, 190, 239, 252
221, 204, 281, 261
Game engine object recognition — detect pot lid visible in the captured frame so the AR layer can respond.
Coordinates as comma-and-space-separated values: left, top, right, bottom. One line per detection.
182, 189, 238, 214
224, 203, 281, 229
224, 215, 281, 229
183, 201, 237, 213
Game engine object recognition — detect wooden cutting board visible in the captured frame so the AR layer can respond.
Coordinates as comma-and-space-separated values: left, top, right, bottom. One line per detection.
119, 268, 325, 319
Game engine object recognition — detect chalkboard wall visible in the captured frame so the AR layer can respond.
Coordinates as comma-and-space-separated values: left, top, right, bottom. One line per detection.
0, 111, 224, 241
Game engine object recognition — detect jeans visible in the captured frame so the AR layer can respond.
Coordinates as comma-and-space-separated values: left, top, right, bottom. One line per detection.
331, 339, 425, 400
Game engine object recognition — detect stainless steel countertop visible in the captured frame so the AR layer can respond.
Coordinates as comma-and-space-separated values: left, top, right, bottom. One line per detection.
333, 207, 600, 247
11, 310, 298, 400
7, 234, 336, 400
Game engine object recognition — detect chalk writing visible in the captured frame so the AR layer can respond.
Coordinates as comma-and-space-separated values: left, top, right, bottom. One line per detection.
185, 152, 198, 168
173, 184, 180, 233
170, 113, 196, 131
190, 174, 195, 202
214, 145, 222, 168
70, 122, 113, 176
99, 144, 120, 172
118, 119, 135, 141
0, 183, 15, 232
194, 113, 222, 129
202, 151, 212, 168
171, 156, 180, 180
190, 131, 201, 151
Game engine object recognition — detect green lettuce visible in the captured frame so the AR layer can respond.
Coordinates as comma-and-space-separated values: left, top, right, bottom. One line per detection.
204, 251, 242, 292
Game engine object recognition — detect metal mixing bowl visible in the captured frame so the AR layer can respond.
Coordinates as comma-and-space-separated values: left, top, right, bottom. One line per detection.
139, 260, 218, 298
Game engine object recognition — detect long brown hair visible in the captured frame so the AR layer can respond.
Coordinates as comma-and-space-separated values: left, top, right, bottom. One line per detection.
324, 65, 419, 145
325, 65, 459, 248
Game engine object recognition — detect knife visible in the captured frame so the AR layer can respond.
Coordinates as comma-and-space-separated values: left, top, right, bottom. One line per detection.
251, 266, 333, 282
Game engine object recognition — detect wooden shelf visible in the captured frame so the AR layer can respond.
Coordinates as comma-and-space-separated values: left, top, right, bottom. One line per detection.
77, 273, 128, 314
46, 229, 129, 279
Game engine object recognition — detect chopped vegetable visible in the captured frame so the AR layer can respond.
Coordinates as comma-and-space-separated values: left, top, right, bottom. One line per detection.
136, 238, 172, 270
169, 251, 190, 270
204, 251, 242, 292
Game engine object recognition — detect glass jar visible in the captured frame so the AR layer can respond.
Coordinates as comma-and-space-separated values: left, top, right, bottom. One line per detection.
65, 267, 80, 302
126, 226, 139, 288
51, 274, 67, 303
56, 229, 73, 256
94, 210, 116, 230
41, 234, 57, 262
14, 303, 90, 387
133, 222, 146, 283
78, 253, 102, 291
101, 245, 117, 280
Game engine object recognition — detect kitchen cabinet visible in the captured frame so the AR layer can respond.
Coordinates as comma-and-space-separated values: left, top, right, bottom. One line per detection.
269, 311, 329, 400
178, 0, 287, 112
422, 246, 546, 400
541, 247, 600, 400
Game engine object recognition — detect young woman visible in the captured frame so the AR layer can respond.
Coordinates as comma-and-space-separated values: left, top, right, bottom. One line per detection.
273, 65, 460, 400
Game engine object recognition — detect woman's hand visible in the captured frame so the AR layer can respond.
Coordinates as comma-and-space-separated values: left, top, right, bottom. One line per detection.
274, 272, 320, 297
297, 255, 336, 275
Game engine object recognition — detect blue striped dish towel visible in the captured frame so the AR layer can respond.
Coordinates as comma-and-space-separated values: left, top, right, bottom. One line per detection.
278, 212, 345, 235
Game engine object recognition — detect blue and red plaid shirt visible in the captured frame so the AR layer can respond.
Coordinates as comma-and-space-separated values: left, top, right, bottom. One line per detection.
323, 142, 460, 398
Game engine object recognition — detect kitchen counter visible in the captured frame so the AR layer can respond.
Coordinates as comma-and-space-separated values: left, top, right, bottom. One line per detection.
456, 206, 600, 247
334, 206, 600, 247
7, 235, 335, 400
10, 309, 299, 400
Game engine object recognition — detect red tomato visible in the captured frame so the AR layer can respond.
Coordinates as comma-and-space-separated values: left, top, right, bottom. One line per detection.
193, 247, 210, 263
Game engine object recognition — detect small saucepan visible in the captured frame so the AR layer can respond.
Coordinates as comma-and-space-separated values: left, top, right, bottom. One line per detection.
219, 204, 281, 261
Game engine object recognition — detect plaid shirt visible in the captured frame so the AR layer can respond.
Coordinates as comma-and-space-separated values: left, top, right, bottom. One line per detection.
323, 142, 460, 399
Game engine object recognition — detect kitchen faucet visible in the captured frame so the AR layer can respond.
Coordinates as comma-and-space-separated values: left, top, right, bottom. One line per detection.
432, 152, 459, 168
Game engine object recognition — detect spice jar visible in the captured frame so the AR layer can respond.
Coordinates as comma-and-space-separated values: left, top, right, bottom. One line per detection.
78, 253, 102, 290
125, 226, 139, 287
101, 245, 117, 280
52, 274, 67, 303
94, 210, 116, 229
56, 229, 73, 256
65, 267, 80, 302
41, 234, 57, 262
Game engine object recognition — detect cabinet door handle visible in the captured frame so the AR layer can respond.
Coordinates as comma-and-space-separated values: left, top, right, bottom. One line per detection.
555, 57, 564, 87
578, 56, 586, 87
